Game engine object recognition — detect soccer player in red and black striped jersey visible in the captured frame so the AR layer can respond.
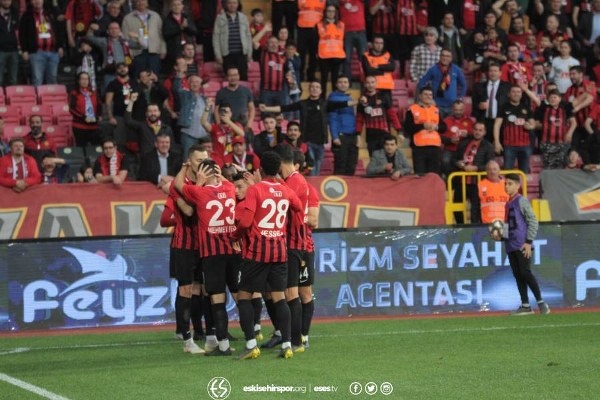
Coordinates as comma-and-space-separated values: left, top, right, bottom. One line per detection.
295, 151, 319, 350
160, 144, 209, 354
233, 151, 303, 359
277, 145, 309, 351
493, 86, 535, 173
534, 89, 576, 169
175, 159, 239, 356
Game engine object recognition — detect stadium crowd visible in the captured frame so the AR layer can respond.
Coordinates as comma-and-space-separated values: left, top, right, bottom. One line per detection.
0, 0, 600, 199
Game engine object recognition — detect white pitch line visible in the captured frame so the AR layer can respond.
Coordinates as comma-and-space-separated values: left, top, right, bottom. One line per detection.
0, 372, 71, 400
1, 322, 599, 355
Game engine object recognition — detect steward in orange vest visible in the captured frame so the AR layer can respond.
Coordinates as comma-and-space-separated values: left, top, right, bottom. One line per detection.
403, 86, 446, 175
317, 20, 345, 59
298, 0, 326, 28
361, 35, 395, 91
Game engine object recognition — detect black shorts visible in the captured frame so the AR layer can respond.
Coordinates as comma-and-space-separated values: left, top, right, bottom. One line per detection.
238, 259, 288, 293
286, 249, 304, 288
299, 251, 315, 287
202, 254, 242, 295
170, 248, 202, 286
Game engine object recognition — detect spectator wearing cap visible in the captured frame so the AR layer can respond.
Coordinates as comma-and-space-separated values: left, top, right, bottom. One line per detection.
409, 27, 442, 83
121, 0, 166, 77
19, 0, 65, 86
93, 137, 129, 185
0, 138, 42, 192
86, 21, 141, 91
223, 136, 261, 172
23, 114, 57, 170
138, 132, 182, 193
0, 0, 20, 86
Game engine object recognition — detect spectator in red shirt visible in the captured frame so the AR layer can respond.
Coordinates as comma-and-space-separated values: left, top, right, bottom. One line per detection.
65, 0, 102, 49
23, 114, 57, 170
0, 138, 42, 192
223, 136, 261, 172
201, 99, 245, 163
69, 71, 102, 147
442, 100, 474, 176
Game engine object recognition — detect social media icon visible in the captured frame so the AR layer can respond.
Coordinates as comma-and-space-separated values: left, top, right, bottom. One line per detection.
380, 382, 394, 396
349, 382, 362, 395
365, 382, 378, 395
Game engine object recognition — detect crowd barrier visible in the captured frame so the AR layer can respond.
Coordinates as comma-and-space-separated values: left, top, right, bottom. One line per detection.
1, 222, 599, 332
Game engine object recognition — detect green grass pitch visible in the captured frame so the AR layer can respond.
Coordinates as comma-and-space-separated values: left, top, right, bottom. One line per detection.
1, 311, 599, 399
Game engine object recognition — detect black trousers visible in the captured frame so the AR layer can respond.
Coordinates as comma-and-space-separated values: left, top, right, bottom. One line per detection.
199, 30, 215, 62
319, 57, 344, 98
366, 128, 387, 157
272, 1, 297, 39
332, 134, 358, 175
412, 145, 442, 176
223, 52, 248, 81
298, 27, 319, 81
452, 182, 481, 224
508, 250, 542, 305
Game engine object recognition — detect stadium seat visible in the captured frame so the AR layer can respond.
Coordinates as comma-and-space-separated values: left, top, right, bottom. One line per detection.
22, 104, 54, 124
0, 105, 22, 125
0, 89, 4, 105
406, 80, 417, 97
5, 85, 37, 105
37, 84, 68, 105
251, 120, 262, 134
248, 61, 260, 81
463, 97, 473, 117
3, 125, 27, 140
51, 104, 73, 126
85, 144, 103, 164
202, 62, 224, 80
350, 51, 361, 80
58, 145, 85, 163
202, 80, 222, 98
392, 61, 401, 80
46, 125, 73, 147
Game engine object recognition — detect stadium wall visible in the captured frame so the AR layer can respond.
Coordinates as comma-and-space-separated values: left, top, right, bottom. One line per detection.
1, 223, 599, 332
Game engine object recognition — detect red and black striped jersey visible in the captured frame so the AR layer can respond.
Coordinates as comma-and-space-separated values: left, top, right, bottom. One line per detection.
563, 80, 596, 126
499, 103, 532, 147
168, 180, 198, 250
396, 0, 418, 36
370, 0, 395, 34
283, 171, 309, 251
305, 183, 319, 253
356, 92, 401, 132
260, 50, 286, 91
234, 179, 302, 263
535, 102, 572, 144
182, 180, 237, 257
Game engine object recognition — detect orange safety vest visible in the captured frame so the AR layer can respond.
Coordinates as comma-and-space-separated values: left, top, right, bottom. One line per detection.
298, 0, 326, 28
409, 103, 441, 147
478, 178, 509, 223
364, 51, 394, 90
317, 21, 345, 59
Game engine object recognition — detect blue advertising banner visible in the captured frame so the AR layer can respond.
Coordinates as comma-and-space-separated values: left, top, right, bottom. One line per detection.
0, 223, 598, 331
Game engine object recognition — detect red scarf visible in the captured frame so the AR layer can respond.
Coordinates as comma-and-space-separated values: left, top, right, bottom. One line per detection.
107, 37, 132, 68
437, 63, 451, 95
99, 152, 124, 176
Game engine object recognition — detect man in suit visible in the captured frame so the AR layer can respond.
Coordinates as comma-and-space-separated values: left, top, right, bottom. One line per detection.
138, 132, 182, 193
471, 63, 511, 142
366, 134, 412, 179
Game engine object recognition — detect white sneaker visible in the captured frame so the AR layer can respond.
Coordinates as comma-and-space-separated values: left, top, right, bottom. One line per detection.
184, 339, 205, 354
204, 340, 218, 353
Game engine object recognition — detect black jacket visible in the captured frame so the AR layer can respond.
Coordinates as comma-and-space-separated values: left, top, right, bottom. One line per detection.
138, 149, 182, 184
163, 12, 197, 62
280, 99, 349, 144
471, 80, 511, 121
451, 138, 495, 172
0, 8, 19, 51
125, 112, 175, 155
19, 6, 64, 54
